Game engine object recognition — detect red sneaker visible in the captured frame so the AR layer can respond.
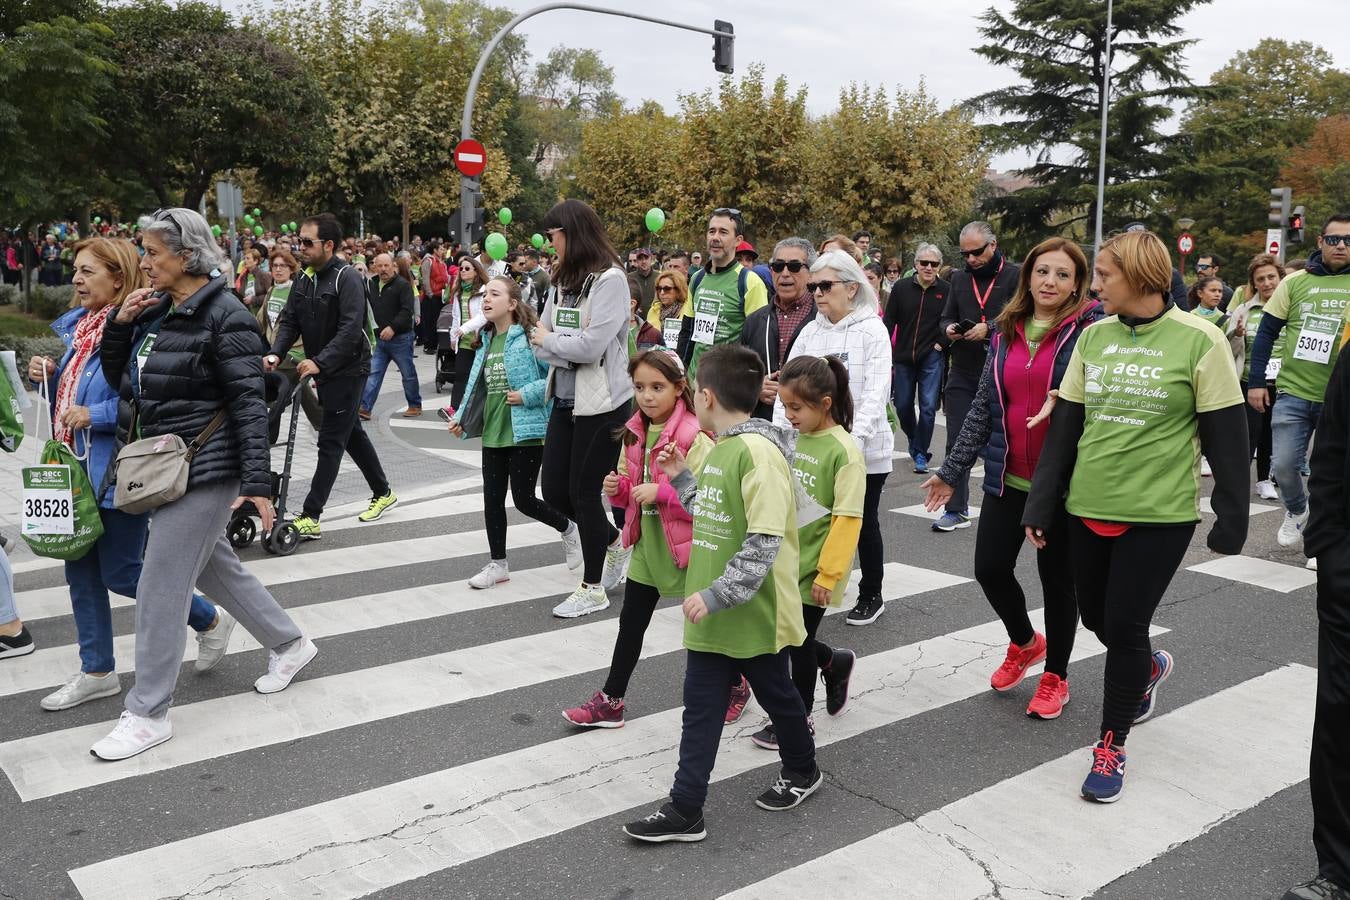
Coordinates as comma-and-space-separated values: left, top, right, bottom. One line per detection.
990, 631, 1047, 692
1025, 671, 1070, 719
725, 676, 752, 724
562, 690, 625, 728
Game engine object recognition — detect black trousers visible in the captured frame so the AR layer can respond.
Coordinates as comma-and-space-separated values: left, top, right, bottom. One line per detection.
418, 296, 443, 350
670, 648, 815, 816
943, 367, 981, 514
449, 350, 475, 410
1312, 548, 1350, 889
1241, 381, 1275, 482
302, 375, 390, 519
790, 604, 835, 713
481, 445, 569, 560
858, 473, 888, 598
974, 487, 1077, 677
540, 404, 627, 584
603, 579, 660, 699
1068, 517, 1194, 743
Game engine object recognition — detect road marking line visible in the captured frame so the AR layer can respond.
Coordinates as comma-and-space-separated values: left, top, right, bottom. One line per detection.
1187, 554, 1317, 593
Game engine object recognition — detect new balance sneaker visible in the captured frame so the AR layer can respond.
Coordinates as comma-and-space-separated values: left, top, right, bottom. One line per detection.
1134, 649, 1174, 724
1081, 731, 1126, 803
1256, 479, 1279, 500
90, 710, 173, 761
292, 515, 322, 540
194, 608, 237, 672
755, 766, 824, 811
559, 522, 583, 571
562, 690, 625, 728
846, 594, 885, 626
822, 649, 855, 716
1282, 876, 1350, 900
912, 452, 929, 474
254, 638, 318, 694
551, 583, 610, 619
990, 631, 1047, 692
623, 803, 707, 843
725, 675, 752, 724
1278, 509, 1310, 547
600, 540, 632, 590
468, 561, 510, 590
358, 491, 398, 522
1026, 672, 1070, 719
41, 671, 121, 711
0, 626, 34, 659
749, 716, 814, 751
932, 511, 972, 532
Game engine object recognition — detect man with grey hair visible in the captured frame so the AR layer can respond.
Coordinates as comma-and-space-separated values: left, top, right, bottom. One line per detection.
883, 242, 949, 473
935, 221, 1020, 531
740, 236, 817, 420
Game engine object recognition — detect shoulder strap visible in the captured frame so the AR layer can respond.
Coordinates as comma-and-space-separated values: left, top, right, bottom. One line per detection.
184, 408, 228, 461
737, 267, 749, 312
689, 269, 705, 296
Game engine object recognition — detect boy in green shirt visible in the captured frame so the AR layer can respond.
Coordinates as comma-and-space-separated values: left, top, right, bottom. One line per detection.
623, 345, 820, 844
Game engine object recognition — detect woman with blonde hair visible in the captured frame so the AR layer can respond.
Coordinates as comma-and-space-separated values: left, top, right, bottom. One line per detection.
1227, 253, 1286, 500
645, 268, 688, 347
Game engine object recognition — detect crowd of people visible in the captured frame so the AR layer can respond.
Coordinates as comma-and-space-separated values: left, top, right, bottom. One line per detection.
1, 200, 1349, 900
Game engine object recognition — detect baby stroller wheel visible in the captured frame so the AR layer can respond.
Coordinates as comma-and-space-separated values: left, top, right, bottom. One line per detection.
269, 522, 302, 556
228, 516, 256, 549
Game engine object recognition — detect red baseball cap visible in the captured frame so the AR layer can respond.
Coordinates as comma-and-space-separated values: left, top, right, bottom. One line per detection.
735, 240, 757, 257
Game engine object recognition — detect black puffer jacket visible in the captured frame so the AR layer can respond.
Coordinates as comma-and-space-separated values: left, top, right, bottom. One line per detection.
269, 255, 371, 379
101, 275, 272, 498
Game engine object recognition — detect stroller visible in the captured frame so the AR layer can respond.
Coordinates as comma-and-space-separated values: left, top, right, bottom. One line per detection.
225, 372, 310, 556
434, 302, 457, 394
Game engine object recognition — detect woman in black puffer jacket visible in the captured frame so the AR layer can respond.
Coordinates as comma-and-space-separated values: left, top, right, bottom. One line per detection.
91, 208, 317, 763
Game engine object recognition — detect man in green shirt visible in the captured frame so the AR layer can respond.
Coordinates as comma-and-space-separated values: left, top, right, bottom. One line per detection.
676, 209, 770, 380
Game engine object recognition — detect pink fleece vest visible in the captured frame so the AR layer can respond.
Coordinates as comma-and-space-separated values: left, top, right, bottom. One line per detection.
1001, 320, 1063, 481
615, 400, 705, 567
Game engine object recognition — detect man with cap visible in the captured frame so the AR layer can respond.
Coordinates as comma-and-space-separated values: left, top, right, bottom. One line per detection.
736, 240, 774, 297
631, 247, 658, 318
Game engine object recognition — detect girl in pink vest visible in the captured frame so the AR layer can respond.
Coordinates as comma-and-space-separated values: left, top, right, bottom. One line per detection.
563, 349, 713, 728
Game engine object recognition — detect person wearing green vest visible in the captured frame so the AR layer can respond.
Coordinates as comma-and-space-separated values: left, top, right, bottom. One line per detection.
255, 248, 321, 428
675, 209, 769, 380
1247, 213, 1350, 548
446, 255, 489, 411
1226, 253, 1287, 501
623, 344, 820, 844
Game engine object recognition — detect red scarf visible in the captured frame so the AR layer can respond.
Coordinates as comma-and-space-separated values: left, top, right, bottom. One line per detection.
53, 305, 113, 446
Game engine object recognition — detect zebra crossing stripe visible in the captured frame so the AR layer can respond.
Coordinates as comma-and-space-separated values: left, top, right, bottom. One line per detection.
64, 614, 1165, 899
720, 664, 1315, 899
1187, 554, 1317, 593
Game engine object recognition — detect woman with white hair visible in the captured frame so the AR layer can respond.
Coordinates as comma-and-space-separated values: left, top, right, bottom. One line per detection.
775, 249, 894, 625
93, 208, 317, 761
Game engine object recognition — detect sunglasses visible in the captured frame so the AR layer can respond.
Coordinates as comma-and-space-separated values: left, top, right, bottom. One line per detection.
657, 285, 678, 293
769, 260, 808, 273
885, 268, 901, 274
807, 280, 840, 294
713, 207, 741, 218
916, 260, 940, 268
1196, 263, 1212, 270
959, 243, 991, 258
298, 237, 319, 248
1323, 234, 1350, 247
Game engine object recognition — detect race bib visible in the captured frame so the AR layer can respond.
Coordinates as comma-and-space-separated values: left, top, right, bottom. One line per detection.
1265, 358, 1283, 381
692, 299, 719, 346
554, 307, 582, 335
267, 296, 285, 327
662, 317, 682, 347
21, 466, 73, 535
1293, 314, 1338, 365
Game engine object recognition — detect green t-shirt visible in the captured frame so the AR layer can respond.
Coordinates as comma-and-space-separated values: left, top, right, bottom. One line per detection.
1192, 305, 1222, 322
680, 263, 769, 378
683, 431, 804, 658
1056, 306, 1244, 523
481, 333, 515, 448
459, 286, 477, 350
1264, 269, 1350, 403
1232, 287, 1282, 385
625, 425, 713, 598
792, 425, 866, 608
1024, 318, 1053, 359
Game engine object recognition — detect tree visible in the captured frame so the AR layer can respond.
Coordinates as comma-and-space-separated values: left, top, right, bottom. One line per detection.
968, 0, 1212, 236
1281, 115, 1350, 233
571, 101, 680, 251
521, 46, 619, 167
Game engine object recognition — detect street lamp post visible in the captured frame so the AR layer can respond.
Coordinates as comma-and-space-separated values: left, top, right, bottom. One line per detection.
1093, 0, 1114, 255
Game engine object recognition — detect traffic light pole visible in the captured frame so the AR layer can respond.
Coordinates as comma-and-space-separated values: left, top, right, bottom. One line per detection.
456, 3, 734, 249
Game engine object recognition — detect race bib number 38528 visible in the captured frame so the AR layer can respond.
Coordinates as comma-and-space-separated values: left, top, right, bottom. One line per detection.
21, 465, 74, 535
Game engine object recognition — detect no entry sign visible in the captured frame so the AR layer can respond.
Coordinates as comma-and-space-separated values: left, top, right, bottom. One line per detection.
454, 139, 486, 178
1177, 233, 1194, 255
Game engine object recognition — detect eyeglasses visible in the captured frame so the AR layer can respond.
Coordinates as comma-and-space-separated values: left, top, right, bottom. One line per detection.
769, 260, 807, 273
959, 243, 991, 258
1323, 234, 1350, 247
916, 260, 940, 268
806, 280, 840, 294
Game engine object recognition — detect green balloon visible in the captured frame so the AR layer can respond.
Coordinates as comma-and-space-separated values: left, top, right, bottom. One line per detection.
243, 215, 254, 227
253, 225, 264, 236
531, 233, 544, 249
211, 224, 222, 237
252, 208, 261, 217
484, 232, 509, 261
645, 207, 665, 233
93, 216, 101, 224
545, 245, 556, 256
498, 208, 512, 226
289, 221, 297, 231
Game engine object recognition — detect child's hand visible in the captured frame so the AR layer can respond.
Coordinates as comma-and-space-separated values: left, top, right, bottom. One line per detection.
630, 483, 659, 506
447, 420, 463, 437
655, 441, 687, 479
602, 470, 620, 497
810, 583, 831, 607
682, 593, 709, 623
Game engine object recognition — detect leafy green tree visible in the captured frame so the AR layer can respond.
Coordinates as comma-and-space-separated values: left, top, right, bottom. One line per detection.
571, 101, 680, 251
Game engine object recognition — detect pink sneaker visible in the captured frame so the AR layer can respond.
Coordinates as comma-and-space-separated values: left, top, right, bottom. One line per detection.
1025, 671, 1070, 719
562, 690, 625, 728
725, 676, 752, 724
990, 631, 1047, 692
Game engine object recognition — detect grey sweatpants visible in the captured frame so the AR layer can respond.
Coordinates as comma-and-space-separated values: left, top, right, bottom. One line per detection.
126, 479, 303, 719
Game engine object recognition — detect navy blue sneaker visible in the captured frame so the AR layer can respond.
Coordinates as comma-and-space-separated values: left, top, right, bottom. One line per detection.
1081, 731, 1126, 803
932, 511, 971, 532
1134, 650, 1174, 724
912, 452, 929, 474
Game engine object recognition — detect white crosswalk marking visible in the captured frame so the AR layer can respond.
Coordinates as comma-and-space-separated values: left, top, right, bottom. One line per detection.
1188, 554, 1318, 593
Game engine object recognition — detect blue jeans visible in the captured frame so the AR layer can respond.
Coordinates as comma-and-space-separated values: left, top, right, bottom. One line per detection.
64, 506, 217, 674
361, 330, 422, 412
0, 545, 14, 624
1270, 392, 1320, 516
892, 354, 944, 459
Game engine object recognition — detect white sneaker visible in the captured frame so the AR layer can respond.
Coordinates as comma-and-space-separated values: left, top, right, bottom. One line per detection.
41, 671, 121, 711
254, 638, 318, 694
1256, 480, 1279, 500
1307, 557, 1319, 571
560, 522, 583, 571
552, 583, 611, 619
469, 561, 510, 589
601, 540, 632, 591
1277, 509, 1309, 547
90, 710, 172, 760
194, 608, 237, 672
1200, 457, 1212, 477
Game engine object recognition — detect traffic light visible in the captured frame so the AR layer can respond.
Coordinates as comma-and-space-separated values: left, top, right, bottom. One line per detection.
1269, 186, 1291, 229
1289, 205, 1306, 245
458, 178, 484, 247
713, 20, 734, 74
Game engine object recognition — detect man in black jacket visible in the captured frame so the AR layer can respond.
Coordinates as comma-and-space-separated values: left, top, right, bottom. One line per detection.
266, 213, 395, 538
936, 221, 1021, 532
740, 237, 816, 420
883, 242, 949, 474
359, 252, 421, 419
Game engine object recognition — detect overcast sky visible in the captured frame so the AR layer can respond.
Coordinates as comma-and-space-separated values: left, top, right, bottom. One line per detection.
227, 0, 1344, 171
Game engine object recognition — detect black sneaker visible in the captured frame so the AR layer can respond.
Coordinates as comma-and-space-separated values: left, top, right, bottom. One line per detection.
755, 766, 823, 811
0, 626, 35, 659
1283, 876, 1350, 900
0, 532, 14, 553
622, 802, 707, 843
846, 595, 885, 626
750, 722, 778, 750
823, 649, 856, 716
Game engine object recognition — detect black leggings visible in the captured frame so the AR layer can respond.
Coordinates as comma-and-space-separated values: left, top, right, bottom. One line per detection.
449, 349, 475, 410
603, 579, 660, 698
1069, 517, 1195, 744
1241, 381, 1274, 481
790, 604, 835, 713
540, 403, 627, 584
974, 487, 1077, 678
481, 445, 569, 560
858, 473, 888, 597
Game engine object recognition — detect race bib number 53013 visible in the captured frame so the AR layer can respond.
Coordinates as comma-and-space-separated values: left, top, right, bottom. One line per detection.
1293, 314, 1338, 365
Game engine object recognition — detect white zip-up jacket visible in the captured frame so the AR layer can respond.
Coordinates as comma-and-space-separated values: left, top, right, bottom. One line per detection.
775, 307, 895, 474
